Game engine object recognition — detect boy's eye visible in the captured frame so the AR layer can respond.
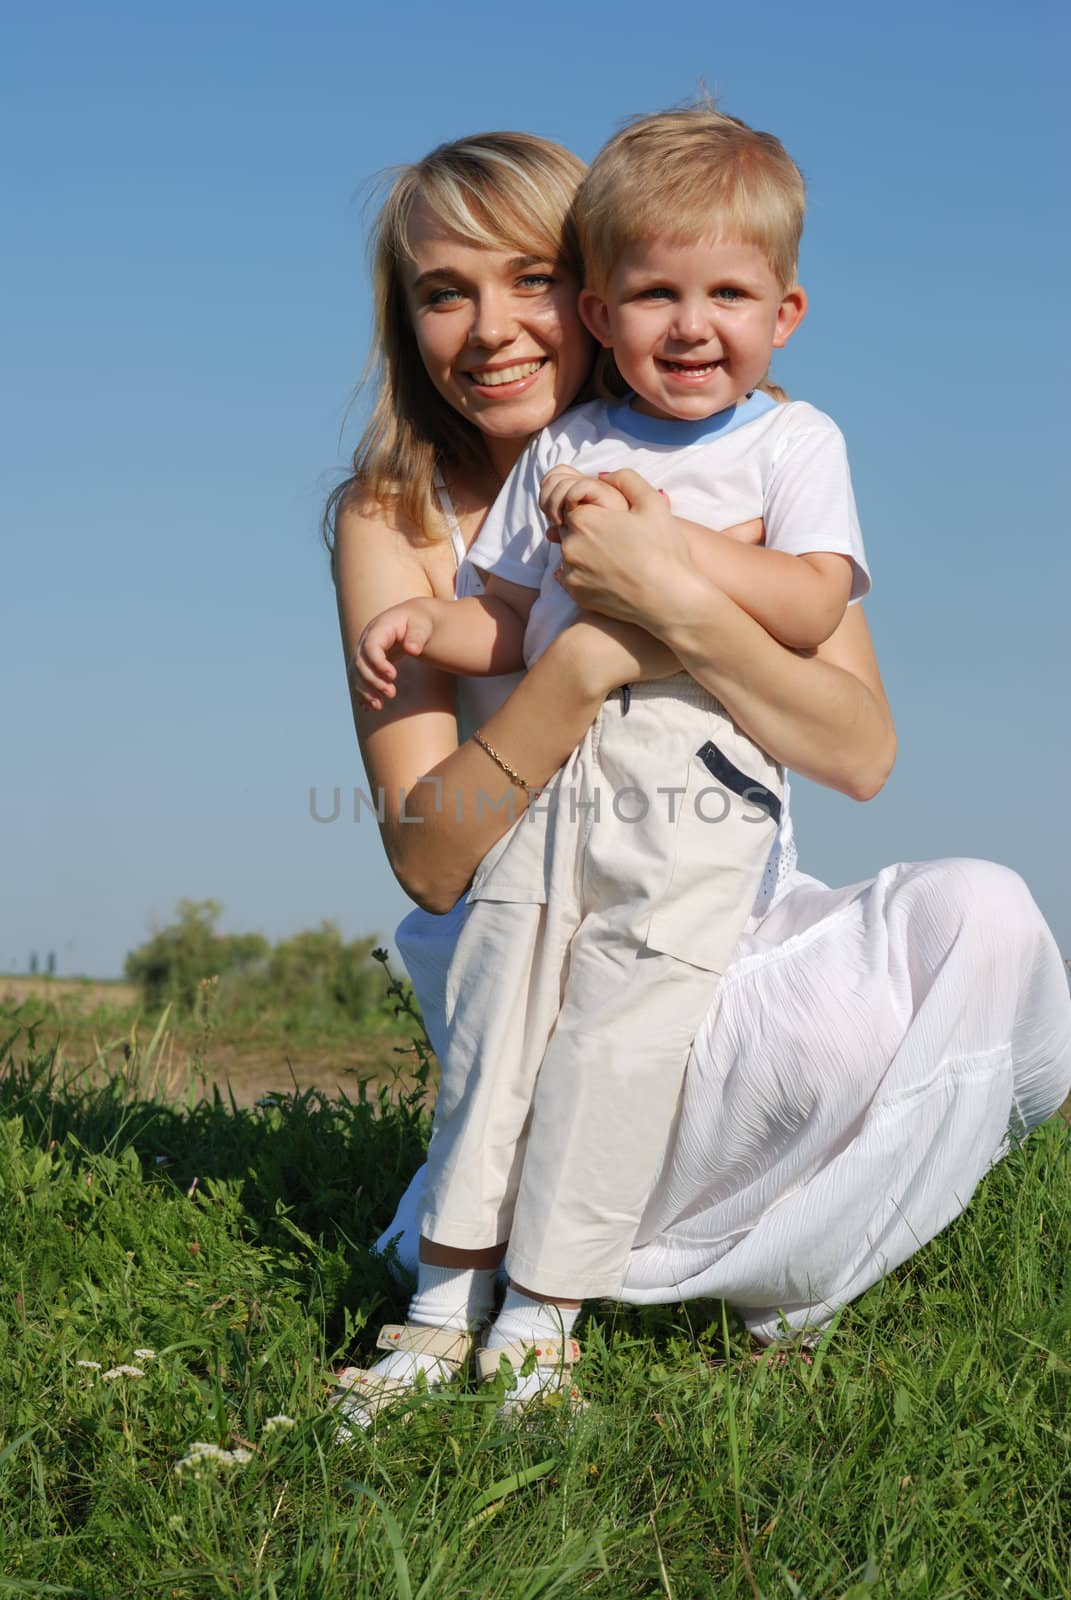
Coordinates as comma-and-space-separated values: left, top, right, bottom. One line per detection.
638, 287, 674, 300
518, 273, 554, 290
715, 286, 745, 302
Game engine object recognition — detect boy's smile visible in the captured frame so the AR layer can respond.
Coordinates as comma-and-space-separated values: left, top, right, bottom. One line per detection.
579, 237, 806, 423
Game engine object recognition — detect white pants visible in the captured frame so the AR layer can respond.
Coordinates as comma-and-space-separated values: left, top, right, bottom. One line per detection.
420, 678, 783, 1298
390, 856, 1071, 1336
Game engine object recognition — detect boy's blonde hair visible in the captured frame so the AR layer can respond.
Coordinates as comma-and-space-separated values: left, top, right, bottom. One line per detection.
325, 132, 586, 557
576, 107, 806, 296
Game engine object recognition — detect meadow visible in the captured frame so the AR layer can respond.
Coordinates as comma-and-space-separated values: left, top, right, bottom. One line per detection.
0, 981, 1069, 1598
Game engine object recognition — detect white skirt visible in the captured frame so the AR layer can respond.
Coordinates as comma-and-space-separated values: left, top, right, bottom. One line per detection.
384, 857, 1071, 1342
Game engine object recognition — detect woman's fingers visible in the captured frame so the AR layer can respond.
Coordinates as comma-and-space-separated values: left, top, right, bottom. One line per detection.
541, 467, 627, 528
595, 467, 665, 509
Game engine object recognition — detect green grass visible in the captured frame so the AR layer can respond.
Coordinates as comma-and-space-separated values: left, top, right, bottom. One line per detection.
0, 1011, 1069, 1598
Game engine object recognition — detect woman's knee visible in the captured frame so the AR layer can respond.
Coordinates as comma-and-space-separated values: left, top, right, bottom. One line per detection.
898, 857, 1044, 958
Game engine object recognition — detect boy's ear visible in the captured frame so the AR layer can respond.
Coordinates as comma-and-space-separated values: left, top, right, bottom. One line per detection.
578, 288, 613, 347
773, 285, 808, 348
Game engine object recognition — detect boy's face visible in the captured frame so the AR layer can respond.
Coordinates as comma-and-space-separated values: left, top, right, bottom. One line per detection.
579, 237, 806, 422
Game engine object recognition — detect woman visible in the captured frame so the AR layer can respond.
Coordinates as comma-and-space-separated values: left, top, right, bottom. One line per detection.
329, 131, 1071, 1402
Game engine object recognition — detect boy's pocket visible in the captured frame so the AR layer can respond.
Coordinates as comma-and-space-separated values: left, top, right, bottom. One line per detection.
645, 731, 782, 974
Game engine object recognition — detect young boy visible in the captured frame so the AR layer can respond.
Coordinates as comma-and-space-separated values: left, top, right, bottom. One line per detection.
347, 107, 869, 1417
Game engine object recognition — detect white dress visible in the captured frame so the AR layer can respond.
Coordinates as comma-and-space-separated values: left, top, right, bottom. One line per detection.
380, 485, 1071, 1342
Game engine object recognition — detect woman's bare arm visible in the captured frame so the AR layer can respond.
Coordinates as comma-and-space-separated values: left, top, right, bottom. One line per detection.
663, 584, 895, 799
334, 498, 675, 912
552, 469, 896, 801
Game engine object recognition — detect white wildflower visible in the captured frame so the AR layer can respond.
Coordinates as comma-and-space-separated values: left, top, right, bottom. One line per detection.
262, 1414, 296, 1435
133, 1348, 156, 1361
102, 1364, 146, 1381
174, 1440, 253, 1478
76, 1360, 102, 1371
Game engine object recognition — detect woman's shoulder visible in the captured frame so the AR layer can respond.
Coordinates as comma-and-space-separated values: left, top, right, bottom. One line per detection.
332, 485, 442, 605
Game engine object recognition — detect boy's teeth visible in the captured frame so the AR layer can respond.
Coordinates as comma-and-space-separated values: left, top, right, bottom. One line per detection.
470, 359, 543, 386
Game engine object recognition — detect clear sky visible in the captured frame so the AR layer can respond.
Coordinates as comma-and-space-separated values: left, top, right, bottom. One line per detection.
3, 0, 1069, 977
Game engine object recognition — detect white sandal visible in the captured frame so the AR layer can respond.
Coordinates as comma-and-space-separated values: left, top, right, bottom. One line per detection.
332, 1322, 474, 1431
476, 1336, 585, 1417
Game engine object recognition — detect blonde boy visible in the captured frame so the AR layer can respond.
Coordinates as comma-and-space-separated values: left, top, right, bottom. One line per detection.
350, 108, 869, 1415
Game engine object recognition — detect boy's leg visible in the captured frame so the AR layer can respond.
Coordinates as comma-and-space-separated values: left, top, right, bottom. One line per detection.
419, 754, 586, 1252
505, 682, 782, 1301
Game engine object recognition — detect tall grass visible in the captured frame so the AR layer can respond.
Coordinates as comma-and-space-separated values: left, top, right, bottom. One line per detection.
0, 1009, 1068, 1598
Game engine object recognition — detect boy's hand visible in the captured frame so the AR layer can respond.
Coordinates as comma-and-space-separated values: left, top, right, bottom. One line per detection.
539, 465, 630, 531
350, 600, 436, 711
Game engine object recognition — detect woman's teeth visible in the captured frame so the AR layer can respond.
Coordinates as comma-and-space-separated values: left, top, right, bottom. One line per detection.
469, 359, 544, 386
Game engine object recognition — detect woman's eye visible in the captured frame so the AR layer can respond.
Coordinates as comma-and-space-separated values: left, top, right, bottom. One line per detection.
518, 274, 554, 290
427, 287, 463, 307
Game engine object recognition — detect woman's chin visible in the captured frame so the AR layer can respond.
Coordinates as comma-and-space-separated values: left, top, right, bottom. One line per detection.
465, 388, 563, 443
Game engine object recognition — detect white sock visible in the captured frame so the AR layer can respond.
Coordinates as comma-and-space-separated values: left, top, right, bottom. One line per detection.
485, 1289, 581, 1408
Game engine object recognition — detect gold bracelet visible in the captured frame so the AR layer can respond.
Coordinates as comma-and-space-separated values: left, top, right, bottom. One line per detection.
471, 730, 539, 796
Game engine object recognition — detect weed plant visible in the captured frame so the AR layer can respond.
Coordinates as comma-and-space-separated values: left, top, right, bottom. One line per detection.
0, 1006, 1069, 1597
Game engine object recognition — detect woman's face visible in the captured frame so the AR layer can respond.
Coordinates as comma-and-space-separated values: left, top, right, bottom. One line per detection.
404, 199, 593, 474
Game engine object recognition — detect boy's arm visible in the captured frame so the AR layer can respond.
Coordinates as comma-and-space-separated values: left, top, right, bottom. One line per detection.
352, 588, 533, 709
674, 524, 854, 650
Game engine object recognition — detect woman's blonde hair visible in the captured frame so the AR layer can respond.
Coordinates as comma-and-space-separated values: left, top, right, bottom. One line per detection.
579, 106, 803, 404
324, 132, 586, 558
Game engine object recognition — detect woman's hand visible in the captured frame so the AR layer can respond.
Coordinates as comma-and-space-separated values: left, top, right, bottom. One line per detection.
539, 464, 629, 529
549, 469, 700, 629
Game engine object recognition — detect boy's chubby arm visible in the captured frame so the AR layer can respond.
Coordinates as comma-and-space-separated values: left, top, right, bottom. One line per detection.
671, 523, 854, 650
542, 466, 850, 648
351, 585, 534, 711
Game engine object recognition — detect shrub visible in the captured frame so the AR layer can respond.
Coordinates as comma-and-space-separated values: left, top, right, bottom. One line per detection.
124, 900, 383, 1028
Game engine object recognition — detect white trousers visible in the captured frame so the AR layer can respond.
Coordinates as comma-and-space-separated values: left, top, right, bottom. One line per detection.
390, 856, 1071, 1336
420, 678, 783, 1298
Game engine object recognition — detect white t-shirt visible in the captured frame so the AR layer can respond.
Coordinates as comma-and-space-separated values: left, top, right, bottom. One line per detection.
469, 391, 871, 667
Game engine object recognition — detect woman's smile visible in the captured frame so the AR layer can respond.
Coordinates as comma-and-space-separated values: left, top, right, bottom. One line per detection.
464, 356, 550, 393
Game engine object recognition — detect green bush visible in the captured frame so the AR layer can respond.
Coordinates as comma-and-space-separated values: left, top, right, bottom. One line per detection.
124, 899, 384, 1028
124, 899, 269, 1012
220, 922, 384, 1028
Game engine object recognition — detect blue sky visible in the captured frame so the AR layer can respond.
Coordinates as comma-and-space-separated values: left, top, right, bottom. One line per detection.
3, 0, 1069, 977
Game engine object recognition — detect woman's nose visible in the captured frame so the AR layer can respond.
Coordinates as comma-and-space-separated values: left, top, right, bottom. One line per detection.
469, 289, 518, 349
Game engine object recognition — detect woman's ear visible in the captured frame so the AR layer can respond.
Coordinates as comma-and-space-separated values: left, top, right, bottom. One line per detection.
578, 288, 614, 347
773, 285, 808, 349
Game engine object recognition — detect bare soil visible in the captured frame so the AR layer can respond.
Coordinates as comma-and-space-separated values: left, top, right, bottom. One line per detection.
1, 976, 139, 1009
2, 975, 426, 1108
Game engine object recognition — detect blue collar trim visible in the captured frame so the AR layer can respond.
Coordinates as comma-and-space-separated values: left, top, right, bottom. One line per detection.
605, 388, 778, 447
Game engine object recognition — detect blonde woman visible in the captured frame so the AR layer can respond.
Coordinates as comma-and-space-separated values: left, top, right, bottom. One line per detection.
329, 131, 1071, 1418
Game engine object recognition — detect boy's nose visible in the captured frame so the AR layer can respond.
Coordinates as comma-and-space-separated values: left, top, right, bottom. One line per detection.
671, 300, 715, 343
